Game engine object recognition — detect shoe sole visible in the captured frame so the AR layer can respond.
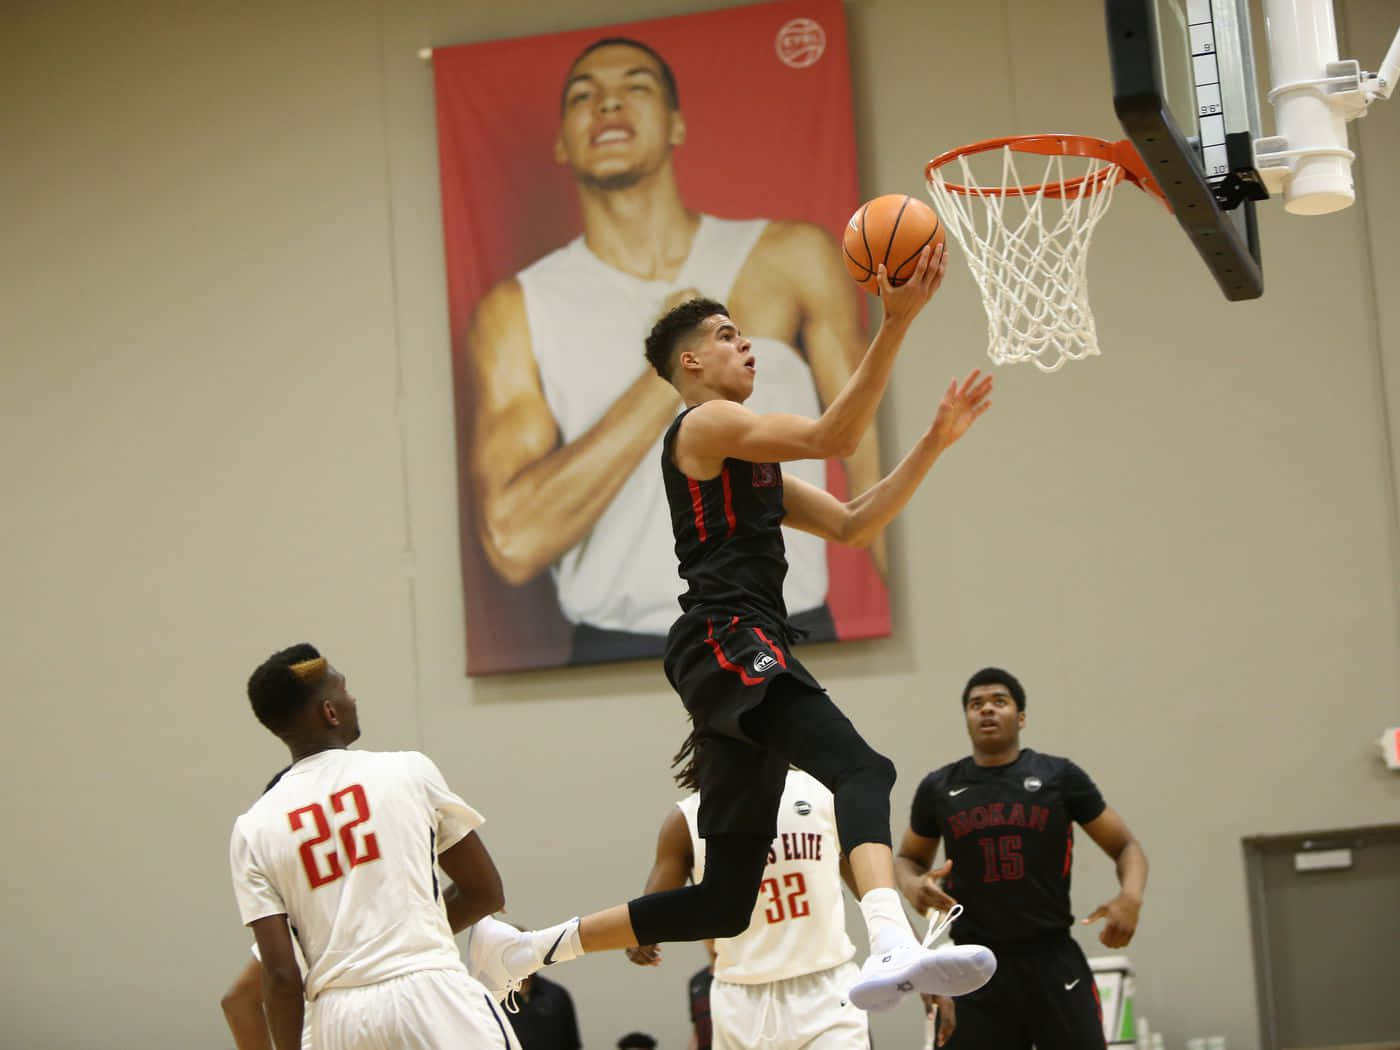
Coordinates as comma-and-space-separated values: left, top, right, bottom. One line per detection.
848, 946, 996, 1012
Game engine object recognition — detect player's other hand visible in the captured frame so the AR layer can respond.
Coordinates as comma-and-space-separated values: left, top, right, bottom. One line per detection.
928, 369, 993, 452
923, 994, 957, 1046
1082, 892, 1141, 948
625, 944, 662, 967
911, 859, 959, 914
877, 243, 947, 324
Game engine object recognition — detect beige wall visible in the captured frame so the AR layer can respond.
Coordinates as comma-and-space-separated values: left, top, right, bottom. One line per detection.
2, 1, 1397, 1048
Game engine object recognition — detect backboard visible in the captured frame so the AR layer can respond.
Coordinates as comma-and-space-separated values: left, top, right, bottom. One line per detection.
1106, 0, 1268, 300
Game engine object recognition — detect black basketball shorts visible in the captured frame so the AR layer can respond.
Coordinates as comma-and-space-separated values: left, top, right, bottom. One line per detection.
663, 609, 825, 838
944, 933, 1105, 1050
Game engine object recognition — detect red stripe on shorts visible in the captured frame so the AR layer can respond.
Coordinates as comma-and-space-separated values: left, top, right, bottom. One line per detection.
705, 618, 763, 686
687, 478, 708, 542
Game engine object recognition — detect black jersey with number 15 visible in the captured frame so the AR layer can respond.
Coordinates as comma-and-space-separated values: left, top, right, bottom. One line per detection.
910, 749, 1107, 946
661, 407, 790, 627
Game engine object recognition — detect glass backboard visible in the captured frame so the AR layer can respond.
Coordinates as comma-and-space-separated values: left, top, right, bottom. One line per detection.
1106, 0, 1267, 300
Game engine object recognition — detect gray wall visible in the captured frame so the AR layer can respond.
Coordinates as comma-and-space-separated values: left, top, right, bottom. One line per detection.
2, 1, 1397, 1048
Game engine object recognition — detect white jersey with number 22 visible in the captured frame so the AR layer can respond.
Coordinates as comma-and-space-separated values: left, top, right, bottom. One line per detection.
230, 749, 482, 1000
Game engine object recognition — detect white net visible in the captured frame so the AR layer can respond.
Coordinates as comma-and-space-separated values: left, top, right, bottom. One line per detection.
926, 146, 1125, 373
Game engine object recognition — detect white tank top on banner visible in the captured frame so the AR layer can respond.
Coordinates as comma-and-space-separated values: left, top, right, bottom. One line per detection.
518, 215, 828, 636
678, 770, 856, 985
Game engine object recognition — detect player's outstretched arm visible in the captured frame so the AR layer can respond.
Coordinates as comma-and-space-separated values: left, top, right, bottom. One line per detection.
781, 370, 993, 547
625, 807, 695, 967
249, 915, 304, 1050
221, 957, 273, 1050
439, 831, 507, 933
1080, 808, 1148, 948
760, 221, 890, 571
677, 246, 947, 472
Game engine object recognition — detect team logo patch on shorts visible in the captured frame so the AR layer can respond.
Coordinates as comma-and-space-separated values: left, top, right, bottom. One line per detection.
753, 651, 778, 674
751, 462, 779, 488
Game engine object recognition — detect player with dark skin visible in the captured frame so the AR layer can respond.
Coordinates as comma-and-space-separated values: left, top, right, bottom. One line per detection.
244, 665, 506, 1050
896, 669, 1148, 1048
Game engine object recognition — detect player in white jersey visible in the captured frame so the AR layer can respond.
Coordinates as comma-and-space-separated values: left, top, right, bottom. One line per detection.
464, 36, 887, 665
222, 900, 540, 1049
624, 771, 958, 1049
229, 643, 534, 1050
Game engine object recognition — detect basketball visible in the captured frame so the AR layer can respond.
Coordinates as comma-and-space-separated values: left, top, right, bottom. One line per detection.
842, 194, 944, 294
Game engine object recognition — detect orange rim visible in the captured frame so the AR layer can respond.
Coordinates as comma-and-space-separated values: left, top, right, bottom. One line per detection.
925, 134, 1165, 202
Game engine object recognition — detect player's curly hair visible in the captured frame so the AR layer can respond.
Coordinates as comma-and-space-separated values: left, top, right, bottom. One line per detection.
961, 667, 1026, 711
669, 724, 708, 792
644, 297, 728, 381
247, 643, 327, 734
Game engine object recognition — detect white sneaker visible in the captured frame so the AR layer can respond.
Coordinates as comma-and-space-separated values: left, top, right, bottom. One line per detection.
465, 917, 533, 1011
848, 942, 997, 1012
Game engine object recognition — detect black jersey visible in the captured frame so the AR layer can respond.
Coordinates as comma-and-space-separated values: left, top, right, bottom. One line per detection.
909, 748, 1106, 946
661, 407, 790, 627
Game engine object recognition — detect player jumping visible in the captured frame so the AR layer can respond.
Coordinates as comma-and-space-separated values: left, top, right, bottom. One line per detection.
506, 246, 998, 1013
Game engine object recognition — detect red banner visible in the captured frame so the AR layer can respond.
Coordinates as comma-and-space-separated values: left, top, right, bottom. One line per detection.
434, 0, 890, 673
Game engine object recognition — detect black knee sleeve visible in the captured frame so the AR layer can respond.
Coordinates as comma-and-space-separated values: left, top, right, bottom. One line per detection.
741, 682, 899, 853
627, 833, 770, 946
831, 746, 896, 851
691, 879, 759, 938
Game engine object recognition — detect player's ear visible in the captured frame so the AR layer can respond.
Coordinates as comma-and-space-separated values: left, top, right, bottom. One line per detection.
553, 130, 568, 166
668, 110, 686, 148
321, 697, 341, 727
1017, 709, 1026, 730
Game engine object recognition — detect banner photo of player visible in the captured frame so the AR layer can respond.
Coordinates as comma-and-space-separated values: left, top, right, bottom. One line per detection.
433, 0, 890, 674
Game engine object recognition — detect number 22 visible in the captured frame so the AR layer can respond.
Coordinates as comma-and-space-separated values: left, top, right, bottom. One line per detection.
288, 784, 381, 889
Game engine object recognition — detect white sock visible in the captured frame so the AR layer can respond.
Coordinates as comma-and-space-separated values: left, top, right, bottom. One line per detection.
504, 917, 582, 973
859, 888, 916, 956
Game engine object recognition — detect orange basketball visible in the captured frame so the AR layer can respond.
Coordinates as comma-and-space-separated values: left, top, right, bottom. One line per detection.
842, 194, 944, 294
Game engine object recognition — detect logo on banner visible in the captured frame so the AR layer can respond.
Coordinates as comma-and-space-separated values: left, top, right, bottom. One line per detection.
775, 18, 826, 69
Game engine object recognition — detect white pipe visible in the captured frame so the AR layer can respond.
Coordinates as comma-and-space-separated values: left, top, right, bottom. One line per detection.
1262, 0, 1355, 214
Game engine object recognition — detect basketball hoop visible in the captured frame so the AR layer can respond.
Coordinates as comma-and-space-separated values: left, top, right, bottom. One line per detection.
925, 135, 1165, 373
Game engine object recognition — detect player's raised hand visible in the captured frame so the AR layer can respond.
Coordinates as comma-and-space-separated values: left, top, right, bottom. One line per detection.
910, 859, 959, 914
1082, 892, 1141, 948
625, 944, 662, 967
928, 369, 993, 451
877, 243, 948, 324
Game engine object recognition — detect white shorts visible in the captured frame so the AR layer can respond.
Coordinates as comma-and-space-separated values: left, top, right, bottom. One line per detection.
313, 968, 520, 1050
711, 960, 870, 1050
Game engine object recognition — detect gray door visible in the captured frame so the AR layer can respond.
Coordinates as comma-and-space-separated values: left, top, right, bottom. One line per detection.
1244, 824, 1400, 1049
